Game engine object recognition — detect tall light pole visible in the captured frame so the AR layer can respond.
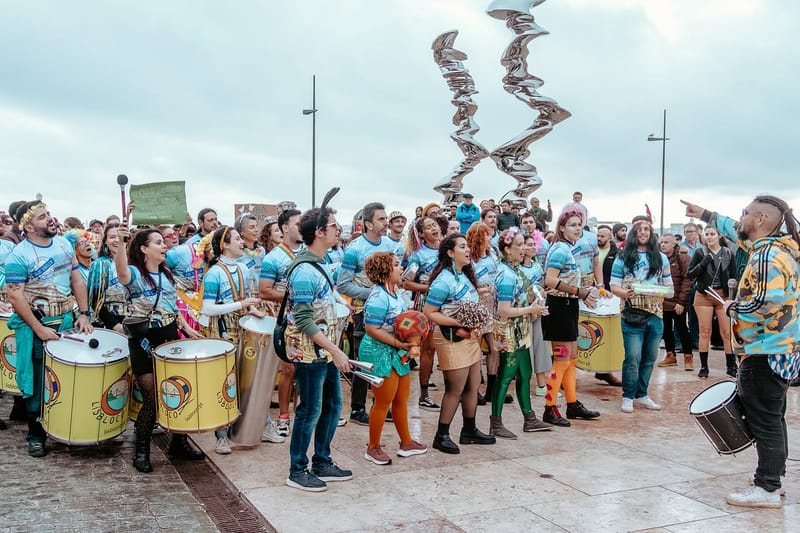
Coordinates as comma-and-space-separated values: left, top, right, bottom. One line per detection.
302, 75, 318, 206
647, 109, 669, 237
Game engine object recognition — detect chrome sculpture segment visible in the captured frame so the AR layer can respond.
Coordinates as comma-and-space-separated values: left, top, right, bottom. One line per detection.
487, 0, 571, 207
431, 30, 490, 206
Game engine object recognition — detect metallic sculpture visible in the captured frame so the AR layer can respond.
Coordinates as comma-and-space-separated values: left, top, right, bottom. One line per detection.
487, 0, 571, 207
431, 30, 490, 207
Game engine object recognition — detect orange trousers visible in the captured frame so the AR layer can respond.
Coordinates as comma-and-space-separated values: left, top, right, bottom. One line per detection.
368, 370, 412, 448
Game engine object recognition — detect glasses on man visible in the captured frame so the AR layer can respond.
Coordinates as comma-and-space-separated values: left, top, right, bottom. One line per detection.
1, 219, 12, 226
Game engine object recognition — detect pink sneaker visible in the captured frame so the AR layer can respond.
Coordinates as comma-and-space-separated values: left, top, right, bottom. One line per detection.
397, 440, 428, 457
365, 445, 392, 465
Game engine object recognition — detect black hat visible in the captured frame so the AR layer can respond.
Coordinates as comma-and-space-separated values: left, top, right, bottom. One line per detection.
462, 193, 474, 199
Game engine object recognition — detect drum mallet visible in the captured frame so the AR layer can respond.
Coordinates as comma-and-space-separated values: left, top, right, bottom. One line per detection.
59, 334, 99, 349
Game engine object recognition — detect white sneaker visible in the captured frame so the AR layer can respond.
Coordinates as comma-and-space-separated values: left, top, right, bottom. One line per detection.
726, 485, 782, 508
621, 398, 634, 413
261, 422, 286, 443
633, 396, 662, 410
337, 418, 348, 427
215, 436, 232, 455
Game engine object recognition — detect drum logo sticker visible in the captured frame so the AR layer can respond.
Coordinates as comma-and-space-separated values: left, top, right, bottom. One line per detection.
244, 345, 257, 361
44, 366, 61, 405
1, 334, 17, 382
577, 320, 603, 353
218, 365, 237, 408
100, 372, 130, 416
160, 375, 192, 412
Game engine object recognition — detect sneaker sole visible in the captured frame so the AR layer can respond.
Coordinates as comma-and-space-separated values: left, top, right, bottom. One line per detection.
261, 436, 286, 443
286, 478, 328, 492
419, 405, 441, 412
215, 449, 232, 455
523, 426, 553, 432
364, 453, 392, 465
725, 498, 781, 509
397, 448, 428, 457
432, 443, 460, 454
350, 418, 370, 426
315, 474, 353, 482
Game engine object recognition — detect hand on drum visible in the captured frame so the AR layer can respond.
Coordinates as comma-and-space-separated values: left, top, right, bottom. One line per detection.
0, 301, 12, 314
182, 323, 204, 339
75, 314, 94, 334
241, 297, 265, 319
35, 326, 60, 342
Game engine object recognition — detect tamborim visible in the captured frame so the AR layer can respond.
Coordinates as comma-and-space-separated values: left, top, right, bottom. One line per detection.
0, 313, 20, 395
41, 329, 131, 444
153, 338, 239, 433
689, 380, 754, 455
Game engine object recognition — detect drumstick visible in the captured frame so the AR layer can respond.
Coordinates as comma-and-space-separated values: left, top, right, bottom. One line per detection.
704, 288, 726, 305
60, 334, 100, 348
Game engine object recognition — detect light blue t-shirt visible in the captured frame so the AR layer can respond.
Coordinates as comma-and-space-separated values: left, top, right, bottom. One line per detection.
534, 239, 550, 266
286, 261, 337, 325
406, 244, 439, 283
544, 240, 580, 296
325, 247, 344, 284
495, 262, 528, 304
364, 285, 408, 329
203, 261, 247, 303
237, 245, 266, 293
338, 235, 396, 301
260, 244, 302, 284
426, 269, 480, 310
473, 254, 499, 287
5, 236, 75, 296
125, 267, 178, 316
610, 251, 672, 287
387, 236, 405, 260
88, 255, 127, 305
166, 243, 199, 288
520, 261, 544, 291
572, 230, 598, 276
0, 239, 16, 289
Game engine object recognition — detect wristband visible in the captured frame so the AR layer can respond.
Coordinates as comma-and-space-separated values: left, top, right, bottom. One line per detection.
79, 310, 91, 317
554, 280, 562, 291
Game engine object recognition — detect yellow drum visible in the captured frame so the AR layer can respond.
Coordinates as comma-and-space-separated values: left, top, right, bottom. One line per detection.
129, 378, 143, 422
576, 313, 624, 372
0, 313, 21, 395
153, 338, 239, 434
41, 329, 131, 444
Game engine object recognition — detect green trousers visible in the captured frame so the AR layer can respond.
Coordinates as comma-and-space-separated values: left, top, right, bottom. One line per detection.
491, 348, 532, 417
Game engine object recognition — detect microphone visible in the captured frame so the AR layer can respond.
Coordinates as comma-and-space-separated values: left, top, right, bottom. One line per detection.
117, 174, 130, 241
728, 278, 738, 299
116, 174, 129, 187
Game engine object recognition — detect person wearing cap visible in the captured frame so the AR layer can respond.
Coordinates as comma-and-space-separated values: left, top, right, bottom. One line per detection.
529, 197, 552, 231
612, 223, 627, 250
88, 219, 104, 235
456, 193, 480, 234
609, 215, 673, 414
387, 211, 407, 260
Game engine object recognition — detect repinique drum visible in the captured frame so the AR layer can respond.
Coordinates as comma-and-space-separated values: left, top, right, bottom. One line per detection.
41, 329, 131, 444
689, 380, 754, 455
0, 313, 21, 395
231, 315, 280, 446
153, 338, 239, 433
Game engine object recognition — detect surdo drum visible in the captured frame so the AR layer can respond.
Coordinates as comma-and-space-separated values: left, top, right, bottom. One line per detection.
153, 339, 239, 433
41, 329, 131, 444
0, 313, 20, 395
689, 380, 754, 455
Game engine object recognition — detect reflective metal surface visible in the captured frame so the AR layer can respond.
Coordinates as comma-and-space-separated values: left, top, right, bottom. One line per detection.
486, 0, 571, 207
431, 30, 490, 206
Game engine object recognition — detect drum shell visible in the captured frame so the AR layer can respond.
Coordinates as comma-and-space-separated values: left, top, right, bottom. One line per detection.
153, 339, 239, 434
689, 380, 754, 455
41, 329, 131, 445
576, 313, 624, 373
129, 378, 143, 422
230, 316, 280, 446
0, 314, 21, 395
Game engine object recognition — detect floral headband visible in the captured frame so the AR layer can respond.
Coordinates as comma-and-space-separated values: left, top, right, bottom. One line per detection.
503, 226, 520, 244
20, 202, 46, 226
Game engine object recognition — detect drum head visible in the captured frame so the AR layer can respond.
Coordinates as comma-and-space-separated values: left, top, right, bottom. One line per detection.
154, 339, 235, 361
238, 315, 277, 335
689, 380, 736, 414
335, 303, 350, 319
0, 313, 10, 320
45, 329, 129, 365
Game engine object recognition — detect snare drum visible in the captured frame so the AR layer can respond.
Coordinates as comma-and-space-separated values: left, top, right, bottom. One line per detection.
41, 329, 131, 444
0, 313, 20, 395
689, 380, 754, 455
153, 338, 239, 433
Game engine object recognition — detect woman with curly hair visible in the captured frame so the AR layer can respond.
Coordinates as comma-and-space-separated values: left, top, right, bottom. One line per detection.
423, 234, 496, 454
466, 222, 500, 404
259, 216, 282, 255
359, 252, 428, 464
402, 215, 442, 410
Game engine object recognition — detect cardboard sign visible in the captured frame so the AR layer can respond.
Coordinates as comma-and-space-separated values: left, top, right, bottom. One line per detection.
233, 203, 279, 232
130, 181, 188, 225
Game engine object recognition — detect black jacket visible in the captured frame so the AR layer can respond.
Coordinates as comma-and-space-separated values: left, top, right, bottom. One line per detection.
687, 245, 737, 294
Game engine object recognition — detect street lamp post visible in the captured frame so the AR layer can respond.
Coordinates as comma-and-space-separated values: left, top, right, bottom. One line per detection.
647, 109, 669, 237
302, 75, 318, 207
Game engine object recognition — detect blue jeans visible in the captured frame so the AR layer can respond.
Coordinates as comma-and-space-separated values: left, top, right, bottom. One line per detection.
738, 356, 789, 492
289, 360, 342, 475
621, 314, 663, 400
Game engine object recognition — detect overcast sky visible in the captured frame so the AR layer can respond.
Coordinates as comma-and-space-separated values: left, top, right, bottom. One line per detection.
1, 0, 797, 230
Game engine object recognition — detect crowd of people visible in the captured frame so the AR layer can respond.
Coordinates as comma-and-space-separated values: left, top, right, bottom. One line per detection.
1, 189, 798, 508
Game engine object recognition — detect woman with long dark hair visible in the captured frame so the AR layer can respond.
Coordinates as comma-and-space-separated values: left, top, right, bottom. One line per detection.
88, 223, 128, 332
423, 234, 495, 454
115, 226, 204, 473
687, 225, 738, 379
541, 210, 600, 427
403, 215, 441, 411
259, 217, 282, 255
609, 216, 674, 413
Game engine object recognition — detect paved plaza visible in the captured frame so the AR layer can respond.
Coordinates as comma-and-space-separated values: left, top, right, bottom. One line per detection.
3, 350, 799, 532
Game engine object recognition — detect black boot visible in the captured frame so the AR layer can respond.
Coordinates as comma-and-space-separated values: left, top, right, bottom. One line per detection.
432, 433, 460, 454
543, 405, 570, 427
725, 354, 738, 378
566, 401, 600, 420
459, 427, 496, 445
168, 434, 205, 460
133, 431, 153, 473
10, 395, 27, 421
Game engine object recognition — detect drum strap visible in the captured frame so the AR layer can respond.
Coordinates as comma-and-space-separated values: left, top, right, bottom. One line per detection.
220, 265, 245, 302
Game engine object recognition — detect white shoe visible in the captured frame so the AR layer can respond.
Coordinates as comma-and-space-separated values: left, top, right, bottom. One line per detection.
621, 398, 634, 413
215, 436, 232, 455
726, 485, 782, 508
337, 418, 348, 427
261, 422, 286, 443
633, 396, 662, 410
